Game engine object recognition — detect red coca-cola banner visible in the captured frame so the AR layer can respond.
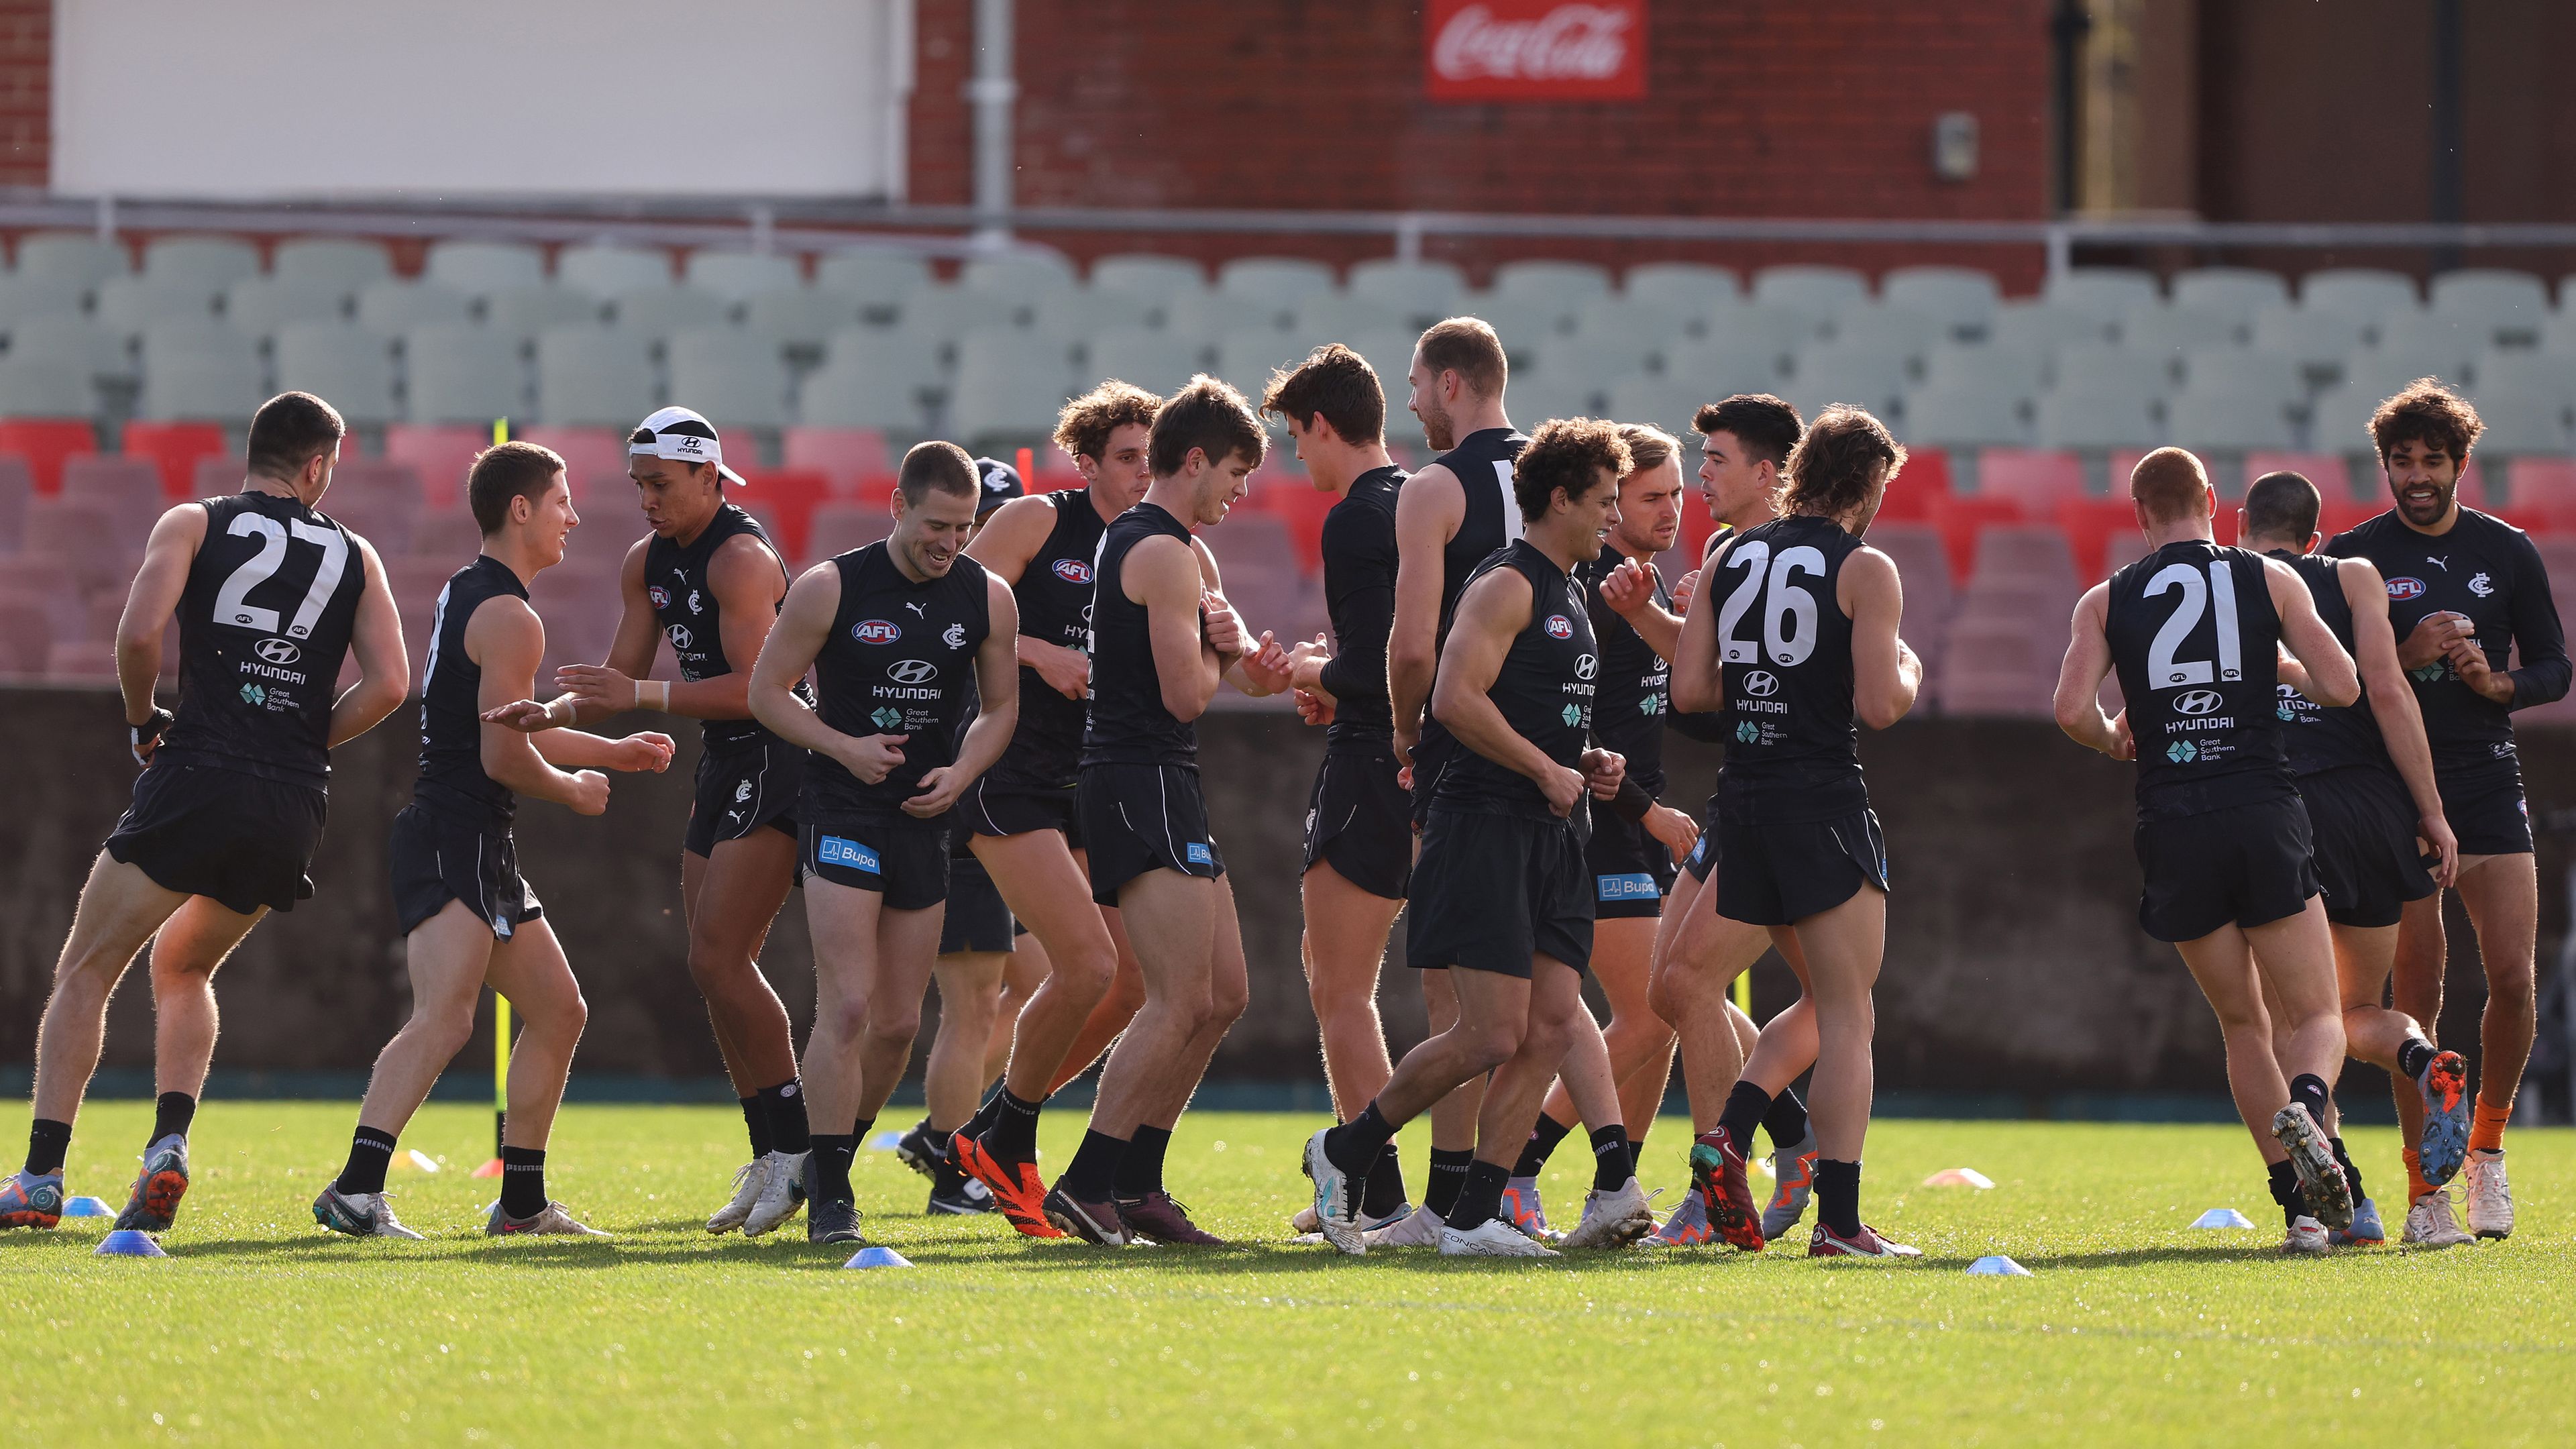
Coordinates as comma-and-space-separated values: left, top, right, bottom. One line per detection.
1424, 0, 1646, 101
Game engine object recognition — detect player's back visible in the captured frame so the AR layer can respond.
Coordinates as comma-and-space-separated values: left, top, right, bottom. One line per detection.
1415, 427, 1529, 802
2104, 539, 2294, 820
1710, 513, 1867, 823
413, 555, 527, 825
162, 490, 368, 788
2266, 549, 2392, 777
1319, 465, 1403, 747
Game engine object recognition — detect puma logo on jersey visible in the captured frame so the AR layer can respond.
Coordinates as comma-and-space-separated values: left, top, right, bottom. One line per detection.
2467, 572, 2494, 597
905, 602, 926, 617
2425, 555, 2451, 572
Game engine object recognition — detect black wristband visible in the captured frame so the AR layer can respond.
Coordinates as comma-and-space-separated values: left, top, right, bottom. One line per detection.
130, 706, 174, 761
1608, 774, 1654, 823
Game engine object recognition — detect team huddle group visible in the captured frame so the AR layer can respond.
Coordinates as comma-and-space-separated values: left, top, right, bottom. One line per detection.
0, 307, 2555, 1258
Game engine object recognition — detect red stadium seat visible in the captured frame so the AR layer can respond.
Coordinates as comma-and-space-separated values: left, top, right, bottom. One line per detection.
0, 419, 101, 496
0, 455, 29, 553
1246, 474, 1333, 574
1923, 492, 2023, 582
24, 497, 131, 598
1976, 449, 2085, 513
122, 420, 229, 500
2054, 496, 2140, 581
783, 426, 893, 497
386, 423, 488, 510
60, 455, 166, 552
1932, 617, 2057, 718
2243, 451, 2353, 501
520, 425, 631, 502
0, 595, 50, 680
804, 500, 895, 566
1865, 521, 1952, 633
193, 453, 245, 498
1872, 446, 1953, 523
737, 468, 829, 562
2500, 459, 2576, 535
408, 507, 484, 559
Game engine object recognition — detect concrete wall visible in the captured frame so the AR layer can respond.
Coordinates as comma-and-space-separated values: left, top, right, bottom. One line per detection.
5, 686, 2562, 1098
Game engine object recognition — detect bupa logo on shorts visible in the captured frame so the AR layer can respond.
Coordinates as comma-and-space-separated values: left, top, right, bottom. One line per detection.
256, 638, 301, 665
852, 619, 902, 645
1743, 669, 1780, 697
2174, 689, 2224, 716
1053, 558, 1093, 584
2387, 577, 2428, 600
1597, 873, 1659, 902
888, 659, 938, 684
1185, 842, 1214, 865
1544, 614, 1574, 639
665, 624, 693, 650
818, 835, 882, 874
943, 623, 967, 649
649, 585, 672, 610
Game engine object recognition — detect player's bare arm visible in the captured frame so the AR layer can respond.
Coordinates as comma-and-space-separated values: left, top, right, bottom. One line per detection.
2263, 556, 2359, 706
1666, 533, 1732, 715
470, 596, 612, 814
967, 492, 1089, 700
1388, 462, 1464, 761
2334, 555, 2459, 885
2054, 584, 2128, 757
326, 536, 410, 747
748, 563, 905, 785
1843, 547, 1919, 729
1597, 556, 1684, 660
1136, 533, 1227, 721
1432, 566, 1583, 816
904, 576, 1022, 818
115, 502, 209, 754
1192, 535, 1292, 697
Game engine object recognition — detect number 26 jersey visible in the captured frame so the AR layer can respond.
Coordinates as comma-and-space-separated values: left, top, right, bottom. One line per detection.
2104, 539, 2294, 820
1710, 514, 1868, 824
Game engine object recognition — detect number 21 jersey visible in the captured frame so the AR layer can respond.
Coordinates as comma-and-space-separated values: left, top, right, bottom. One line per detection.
162, 490, 366, 789
2104, 539, 2294, 820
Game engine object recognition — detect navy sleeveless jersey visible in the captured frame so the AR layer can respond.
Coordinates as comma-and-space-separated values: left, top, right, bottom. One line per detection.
2267, 549, 2391, 777
1432, 540, 1597, 822
641, 500, 798, 750
1579, 543, 1673, 794
1318, 465, 1403, 748
1081, 502, 1199, 769
414, 555, 528, 826
1710, 514, 1868, 824
993, 488, 1110, 788
805, 541, 991, 813
1415, 428, 1530, 770
2105, 540, 2294, 820
159, 490, 368, 789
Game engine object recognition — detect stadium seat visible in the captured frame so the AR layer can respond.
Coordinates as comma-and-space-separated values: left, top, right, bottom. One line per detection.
2249, 304, 2366, 379
142, 235, 260, 292
0, 454, 26, 549
890, 285, 1025, 360
403, 325, 527, 427
2118, 304, 2240, 359
1171, 286, 1291, 339
322, 460, 421, 555
1348, 260, 1468, 328
0, 594, 48, 680
273, 324, 398, 426
2043, 268, 2159, 323
386, 424, 488, 509
1751, 265, 1868, 325
1622, 262, 1739, 315
2473, 350, 2576, 407
2167, 387, 2300, 453
800, 347, 937, 438
424, 240, 545, 297
534, 327, 657, 427
1785, 342, 1907, 418
0, 356, 101, 425
223, 275, 345, 335
732, 468, 827, 560
2171, 267, 2291, 315
2241, 451, 2357, 502
1933, 617, 2057, 717
809, 252, 929, 327
783, 427, 894, 498
2342, 345, 2474, 402
1283, 288, 1386, 345
2429, 268, 2549, 347
802, 500, 896, 563
2300, 268, 2419, 332
0, 417, 99, 494
1565, 294, 1695, 354
2304, 382, 2385, 462
1880, 266, 2000, 337
529, 564, 621, 676
739, 288, 863, 353
1688, 303, 1817, 377
1493, 259, 1611, 317
1976, 448, 2085, 511
271, 238, 392, 294
2053, 494, 2141, 580
1970, 523, 2081, 593
62, 453, 162, 533
2461, 385, 2569, 458
15, 231, 130, 287
406, 511, 484, 566
138, 349, 265, 427
1214, 329, 1313, 407
1865, 521, 1952, 623
24, 496, 131, 597
1026, 286, 1155, 343
1604, 376, 1718, 443
557, 244, 674, 299
1086, 327, 1203, 398
2496, 458, 2576, 534
667, 329, 792, 430
2035, 386, 2161, 451
1509, 372, 1603, 427
610, 286, 731, 343
1246, 474, 1334, 572
951, 333, 1077, 455
1218, 257, 1336, 312
516, 427, 629, 498
1988, 299, 2108, 352
1922, 339, 2048, 398
190, 453, 243, 498
113, 425, 224, 500
483, 285, 604, 343
1827, 304, 1942, 362
0, 267, 95, 332
2053, 342, 2171, 398
1900, 384, 2027, 451
961, 252, 1079, 305
1532, 332, 1656, 390
356, 280, 474, 335
1880, 448, 1961, 528
685, 250, 801, 302
1089, 253, 1207, 303
95, 276, 222, 339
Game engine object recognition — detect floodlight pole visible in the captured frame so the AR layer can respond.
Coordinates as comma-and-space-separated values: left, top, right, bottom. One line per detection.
968, 0, 1017, 249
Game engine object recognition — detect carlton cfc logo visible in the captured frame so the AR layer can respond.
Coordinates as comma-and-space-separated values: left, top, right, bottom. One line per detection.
1053, 559, 1093, 584
852, 619, 902, 645
2387, 577, 2428, 600
1544, 614, 1573, 639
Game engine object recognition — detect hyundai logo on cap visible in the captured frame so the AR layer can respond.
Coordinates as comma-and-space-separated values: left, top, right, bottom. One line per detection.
631, 406, 745, 486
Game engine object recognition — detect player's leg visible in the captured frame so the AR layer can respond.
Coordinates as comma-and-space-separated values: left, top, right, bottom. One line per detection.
1438, 955, 1582, 1257
1298, 857, 1409, 1226
963, 829, 1118, 1185
2452, 850, 2536, 1238
1518, 914, 1656, 1235
679, 851, 753, 1116
1114, 875, 1252, 1245
922, 950, 1007, 1212
109, 896, 266, 1232
849, 905, 949, 1157
6, 855, 190, 1230
1416, 967, 1484, 1223
1790, 884, 1912, 1257
2386, 890, 2446, 1189
1736, 937, 1824, 1240
797, 871, 885, 1243
686, 829, 808, 1233
2190, 900, 2351, 1242
478, 916, 604, 1236
2333, 919, 2465, 1183
1045, 857, 1149, 1094
986, 932, 1049, 1086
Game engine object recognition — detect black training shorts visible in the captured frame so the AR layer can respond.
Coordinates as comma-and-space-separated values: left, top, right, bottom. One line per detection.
1405, 808, 1593, 977
388, 803, 543, 938
2434, 754, 2532, 857
1712, 808, 1888, 928
939, 851, 1018, 954
2133, 796, 2318, 943
684, 737, 804, 858
105, 760, 327, 916
800, 810, 951, 910
1585, 805, 1677, 920
1076, 761, 1225, 907
2297, 765, 2436, 928
1407, 731, 1457, 832
1680, 796, 1719, 883
1303, 746, 1412, 902
957, 771, 1082, 847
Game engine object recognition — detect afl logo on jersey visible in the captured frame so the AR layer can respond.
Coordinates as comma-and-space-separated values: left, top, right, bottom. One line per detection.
1053, 558, 1093, 585
648, 585, 672, 610
255, 638, 301, 665
2387, 577, 2428, 600
1743, 669, 1780, 697
853, 619, 902, 645
1544, 614, 1574, 639
2176, 689, 2225, 716
665, 624, 693, 650
888, 659, 938, 684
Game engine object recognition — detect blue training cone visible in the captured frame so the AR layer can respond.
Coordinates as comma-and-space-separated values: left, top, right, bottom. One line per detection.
61, 1195, 114, 1218
866, 1130, 905, 1150
1966, 1255, 2031, 1277
95, 1230, 166, 1258
2192, 1208, 2256, 1230
843, 1245, 912, 1270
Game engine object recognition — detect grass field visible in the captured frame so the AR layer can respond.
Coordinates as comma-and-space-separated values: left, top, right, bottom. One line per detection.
3, 1104, 2569, 1446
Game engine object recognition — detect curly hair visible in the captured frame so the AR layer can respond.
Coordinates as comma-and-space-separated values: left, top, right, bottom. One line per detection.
1782, 405, 1905, 520
2367, 377, 2484, 462
1515, 417, 1632, 523
1053, 379, 1162, 464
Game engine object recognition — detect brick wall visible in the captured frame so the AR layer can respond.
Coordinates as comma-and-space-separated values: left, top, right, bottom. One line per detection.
912, 0, 2055, 288
0, 0, 46, 187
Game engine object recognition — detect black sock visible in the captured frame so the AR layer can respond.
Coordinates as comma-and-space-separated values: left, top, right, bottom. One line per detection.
1511, 1113, 1574, 1177
1324, 1102, 1398, 1177
1631, 1129, 1648, 1169
498, 1146, 547, 1218
1446, 1159, 1511, 1230
1762, 1086, 1811, 1150
1115, 1125, 1171, 1201
851, 1117, 876, 1159
1423, 1148, 1475, 1218
150, 1092, 197, 1146
2288, 1073, 2332, 1127
759, 1081, 810, 1155
1059, 1129, 1128, 1201
1716, 1081, 1771, 1154
335, 1126, 397, 1197
810, 1134, 857, 1204
2396, 1037, 2436, 1081
965, 1080, 1005, 1136
23, 1118, 72, 1178
2330, 1136, 2367, 1205
739, 1096, 772, 1159
985, 1089, 1043, 1163
2267, 1158, 2305, 1227
1815, 1158, 1863, 1238
1588, 1124, 1633, 1192
1361, 1142, 1408, 1218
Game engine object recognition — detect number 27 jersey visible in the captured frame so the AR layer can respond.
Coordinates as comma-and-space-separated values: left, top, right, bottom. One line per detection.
2104, 539, 2294, 820
162, 490, 366, 789
1711, 514, 1868, 824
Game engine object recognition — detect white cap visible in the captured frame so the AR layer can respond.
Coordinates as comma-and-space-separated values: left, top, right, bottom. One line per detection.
629, 406, 745, 484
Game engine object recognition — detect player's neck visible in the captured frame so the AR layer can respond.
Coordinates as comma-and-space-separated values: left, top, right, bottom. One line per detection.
886, 534, 936, 584
2143, 518, 2216, 549
243, 473, 314, 507
478, 536, 547, 587
1083, 482, 1130, 524
1445, 402, 1511, 442
668, 499, 721, 549
1524, 521, 1585, 574
1315, 442, 1393, 497
2245, 534, 2306, 557
1140, 478, 1195, 523
2392, 502, 2463, 537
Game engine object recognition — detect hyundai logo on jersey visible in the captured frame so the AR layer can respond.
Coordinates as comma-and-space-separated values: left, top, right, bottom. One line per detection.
888, 659, 938, 684
256, 638, 301, 665
2176, 689, 2224, 715
1743, 669, 1780, 696
852, 620, 902, 644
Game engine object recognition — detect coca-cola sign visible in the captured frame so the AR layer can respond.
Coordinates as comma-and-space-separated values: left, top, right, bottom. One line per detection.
1426, 0, 1645, 101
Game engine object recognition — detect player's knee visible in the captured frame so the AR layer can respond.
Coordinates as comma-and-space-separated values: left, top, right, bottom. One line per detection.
818, 995, 873, 1045
683, 937, 749, 988
410, 1006, 479, 1060
1108, 967, 1148, 1016
864, 1002, 924, 1052
1209, 975, 1250, 1031
1457, 1021, 1521, 1073
2485, 967, 2536, 1013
